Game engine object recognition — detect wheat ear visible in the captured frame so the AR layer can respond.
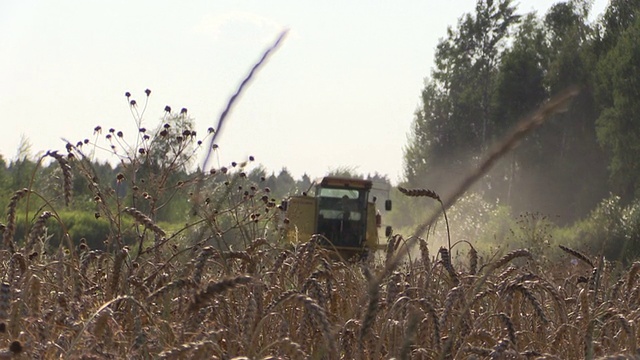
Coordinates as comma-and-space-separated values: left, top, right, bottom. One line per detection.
189, 275, 253, 312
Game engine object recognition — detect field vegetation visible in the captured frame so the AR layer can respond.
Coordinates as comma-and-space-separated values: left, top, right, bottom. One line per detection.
1, 0, 640, 358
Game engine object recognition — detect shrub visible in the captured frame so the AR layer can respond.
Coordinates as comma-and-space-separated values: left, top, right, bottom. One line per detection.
554, 194, 640, 263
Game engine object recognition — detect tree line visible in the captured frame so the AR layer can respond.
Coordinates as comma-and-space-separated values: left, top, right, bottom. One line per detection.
0, 150, 388, 226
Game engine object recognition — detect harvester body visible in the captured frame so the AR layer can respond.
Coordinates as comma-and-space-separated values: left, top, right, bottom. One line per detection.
281, 176, 391, 257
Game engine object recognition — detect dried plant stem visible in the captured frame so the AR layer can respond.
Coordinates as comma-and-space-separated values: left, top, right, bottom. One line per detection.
492, 249, 533, 270
399, 307, 421, 360
66, 295, 154, 357
107, 248, 127, 299
26, 211, 52, 252
202, 30, 288, 171
46, 150, 73, 206
360, 275, 381, 348
123, 207, 166, 237
559, 245, 594, 268
189, 275, 253, 312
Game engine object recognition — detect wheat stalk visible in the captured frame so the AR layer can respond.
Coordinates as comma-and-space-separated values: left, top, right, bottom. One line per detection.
3, 188, 29, 253
123, 207, 166, 237
559, 244, 594, 267
46, 150, 73, 206
189, 275, 253, 312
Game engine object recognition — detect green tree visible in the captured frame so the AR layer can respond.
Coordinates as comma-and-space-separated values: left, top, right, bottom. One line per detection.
68, 159, 118, 212
7, 136, 36, 190
326, 166, 362, 179
595, 14, 640, 198
297, 173, 312, 194
247, 166, 267, 185
0, 155, 7, 187
596, 0, 640, 55
274, 168, 296, 199
488, 13, 548, 205
405, 0, 611, 222
496, 2, 606, 222
403, 82, 447, 187
404, 0, 520, 193
0, 155, 8, 206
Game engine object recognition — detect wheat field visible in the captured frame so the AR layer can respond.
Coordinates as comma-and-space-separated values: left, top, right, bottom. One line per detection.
1, 202, 640, 360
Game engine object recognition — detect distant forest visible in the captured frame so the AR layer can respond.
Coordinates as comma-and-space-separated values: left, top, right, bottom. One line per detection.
0, 144, 390, 226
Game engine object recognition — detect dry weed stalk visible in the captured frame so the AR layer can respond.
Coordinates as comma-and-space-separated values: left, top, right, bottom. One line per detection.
157, 340, 216, 359
418, 237, 431, 270
146, 278, 196, 302
398, 306, 421, 360
397, 187, 441, 201
0, 341, 22, 359
0, 283, 9, 324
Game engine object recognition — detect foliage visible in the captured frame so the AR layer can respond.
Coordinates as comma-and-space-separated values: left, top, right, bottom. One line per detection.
404, 0, 617, 223
391, 187, 518, 260
595, 13, 640, 198
555, 194, 640, 264
404, 0, 520, 191
507, 212, 555, 261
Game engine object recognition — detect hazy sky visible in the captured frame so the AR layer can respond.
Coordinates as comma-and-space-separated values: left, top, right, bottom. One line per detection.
0, 1, 607, 183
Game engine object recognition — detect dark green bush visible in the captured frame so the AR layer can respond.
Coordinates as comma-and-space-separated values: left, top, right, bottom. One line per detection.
555, 195, 640, 263
13, 210, 136, 251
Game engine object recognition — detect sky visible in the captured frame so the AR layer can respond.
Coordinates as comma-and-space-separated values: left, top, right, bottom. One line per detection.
0, 0, 608, 184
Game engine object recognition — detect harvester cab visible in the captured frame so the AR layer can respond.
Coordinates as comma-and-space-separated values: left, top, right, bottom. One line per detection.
280, 176, 392, 258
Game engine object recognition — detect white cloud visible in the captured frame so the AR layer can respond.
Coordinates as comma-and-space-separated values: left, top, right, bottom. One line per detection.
194, 11, 284, 42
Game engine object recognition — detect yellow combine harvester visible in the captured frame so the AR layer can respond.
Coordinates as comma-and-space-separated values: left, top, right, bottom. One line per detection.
280, 176, 392, 259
